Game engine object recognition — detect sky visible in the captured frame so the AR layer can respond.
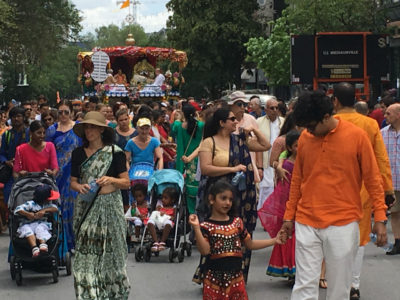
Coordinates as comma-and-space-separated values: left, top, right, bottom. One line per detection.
70, 0, 171, 34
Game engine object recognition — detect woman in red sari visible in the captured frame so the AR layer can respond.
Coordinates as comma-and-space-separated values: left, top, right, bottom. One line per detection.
258, 130, 300, 280
13, 121, 58, 178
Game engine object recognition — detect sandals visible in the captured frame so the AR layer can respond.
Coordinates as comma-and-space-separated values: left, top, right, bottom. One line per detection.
32, 247, 40, 258
151, 242, 159, 252
39, 243, 48, 253
350, 287, 360, 300
319, 278, 327, 289
158, 242, 166, 251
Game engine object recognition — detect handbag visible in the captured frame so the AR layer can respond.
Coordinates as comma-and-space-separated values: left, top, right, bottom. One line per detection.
0, 163, 12, 184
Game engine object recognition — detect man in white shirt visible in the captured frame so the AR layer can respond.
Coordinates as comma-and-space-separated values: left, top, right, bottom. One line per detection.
256, 98, 284, 209
153, 68, 165, 86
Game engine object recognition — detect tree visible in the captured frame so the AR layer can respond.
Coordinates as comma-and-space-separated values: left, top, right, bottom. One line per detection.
246, 0, 389, 87
95, 23, 148, 47
0, 0, 82, 103
166, 0, 261, 98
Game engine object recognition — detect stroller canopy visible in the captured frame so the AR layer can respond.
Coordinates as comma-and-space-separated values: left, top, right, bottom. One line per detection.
8, 172, 59, 211
147, 169, 184, 195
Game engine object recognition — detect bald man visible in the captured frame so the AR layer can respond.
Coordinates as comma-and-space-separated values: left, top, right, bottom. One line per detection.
382, 103, 400, 255
354, 101, 369, 115
256, 98, 284, 209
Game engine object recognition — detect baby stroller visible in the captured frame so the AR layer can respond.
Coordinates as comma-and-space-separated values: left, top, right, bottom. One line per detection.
135, 169, 192, 263
126, 162, 154, 252
8, 172, 71, 286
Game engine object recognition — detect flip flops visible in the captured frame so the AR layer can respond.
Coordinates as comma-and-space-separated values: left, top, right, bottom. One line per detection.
151, 242, 159, 252
319, 278, 327, 289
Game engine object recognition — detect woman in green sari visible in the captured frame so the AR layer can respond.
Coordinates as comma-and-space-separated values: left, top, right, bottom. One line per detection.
70, 112, 130, 299
171, 103, 204, 214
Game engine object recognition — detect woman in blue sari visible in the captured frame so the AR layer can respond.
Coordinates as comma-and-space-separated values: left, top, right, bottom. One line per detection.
193, 108, 270, 283
46, 100, 81, 251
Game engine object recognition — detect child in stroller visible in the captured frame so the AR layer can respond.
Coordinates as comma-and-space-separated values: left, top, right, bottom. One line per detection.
125, 183, 149, 242
148, 187, 178, 252
14, 184, 59, 258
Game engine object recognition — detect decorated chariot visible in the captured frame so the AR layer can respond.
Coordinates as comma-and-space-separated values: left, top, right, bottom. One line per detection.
77, 35, 187, 104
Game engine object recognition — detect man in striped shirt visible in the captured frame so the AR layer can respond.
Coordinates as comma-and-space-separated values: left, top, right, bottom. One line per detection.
381, 103, 400, 255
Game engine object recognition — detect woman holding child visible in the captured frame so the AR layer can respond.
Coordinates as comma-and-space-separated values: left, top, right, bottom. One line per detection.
70, 111, 130, 299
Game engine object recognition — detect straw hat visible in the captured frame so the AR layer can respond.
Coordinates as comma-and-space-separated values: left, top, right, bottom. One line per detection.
73, 111, 115, 138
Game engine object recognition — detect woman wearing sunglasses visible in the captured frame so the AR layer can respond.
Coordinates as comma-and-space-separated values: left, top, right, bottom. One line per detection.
46, 100, 82, 252
193, 107, 270, 284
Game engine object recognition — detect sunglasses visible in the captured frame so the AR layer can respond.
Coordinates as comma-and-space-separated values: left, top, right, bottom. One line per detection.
235, 102, 248, 108
44, 118, 52, 122
25, 108, 32, 111
226, 116, 237, 122
268, 106, 279, 111
58, 110, 70, 115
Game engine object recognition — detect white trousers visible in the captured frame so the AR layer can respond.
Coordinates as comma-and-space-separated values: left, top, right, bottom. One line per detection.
147, 211, 173, 230
291, 221, 359, 300
351, 246, 365, 289
17, 222, 51, 242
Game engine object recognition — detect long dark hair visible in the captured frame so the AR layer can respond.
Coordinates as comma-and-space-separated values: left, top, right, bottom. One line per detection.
279, 112, 296, 137
285, 130, 300, 157
203, 108, 231, 139
207, 179, 238, 218
182, 103, 197, 136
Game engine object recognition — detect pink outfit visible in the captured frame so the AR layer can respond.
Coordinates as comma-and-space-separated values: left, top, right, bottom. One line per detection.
14, 142, 58, 173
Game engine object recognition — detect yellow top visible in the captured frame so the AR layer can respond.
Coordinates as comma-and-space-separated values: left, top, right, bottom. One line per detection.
199, 137, 229, 167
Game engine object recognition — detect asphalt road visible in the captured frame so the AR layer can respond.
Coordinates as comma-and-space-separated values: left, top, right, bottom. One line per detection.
0, 220, 399, 300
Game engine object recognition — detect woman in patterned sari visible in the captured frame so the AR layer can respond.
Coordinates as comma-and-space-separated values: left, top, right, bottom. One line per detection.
71, 111, 130, 299
45, 100, 81, 251
171, 103, 204, 214
193, 108, 270, 283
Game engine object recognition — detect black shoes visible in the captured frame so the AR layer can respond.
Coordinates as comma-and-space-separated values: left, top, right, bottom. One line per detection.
386, 243, 400, 255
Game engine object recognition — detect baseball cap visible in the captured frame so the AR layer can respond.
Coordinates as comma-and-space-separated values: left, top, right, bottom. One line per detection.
34, 184, 60, 202
137, 118, 152, 127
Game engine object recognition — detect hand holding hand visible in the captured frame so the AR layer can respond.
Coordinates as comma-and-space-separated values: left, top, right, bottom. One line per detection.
275, 229, 287, 245
189, 214, 200, 228
280, 221, 294, 243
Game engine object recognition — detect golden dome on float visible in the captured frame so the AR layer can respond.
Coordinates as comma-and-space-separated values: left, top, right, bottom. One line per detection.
126, 34, 135, 46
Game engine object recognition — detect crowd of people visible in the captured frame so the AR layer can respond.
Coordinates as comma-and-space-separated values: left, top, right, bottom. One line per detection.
0, 84, 399, 300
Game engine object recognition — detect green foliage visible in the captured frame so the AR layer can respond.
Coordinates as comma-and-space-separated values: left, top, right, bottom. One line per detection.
95, 23, 148, 47
166, 0, 261, 98
0, 0, 82, 103
246, 0, 389, 87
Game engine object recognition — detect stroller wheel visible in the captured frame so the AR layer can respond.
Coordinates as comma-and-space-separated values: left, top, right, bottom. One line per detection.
52, 268, 58, 283
10, 256, 16, 280
178, 248, 185, 263
65, 252, 72, 276
169, 247, 175, 263
135, 247, 143, 262
15, 271, 22, 286
144, 247, 151, 262
186, 243, 192, 257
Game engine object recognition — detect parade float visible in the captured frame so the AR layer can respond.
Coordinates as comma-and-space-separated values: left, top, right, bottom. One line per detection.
77, 34, 188, 104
